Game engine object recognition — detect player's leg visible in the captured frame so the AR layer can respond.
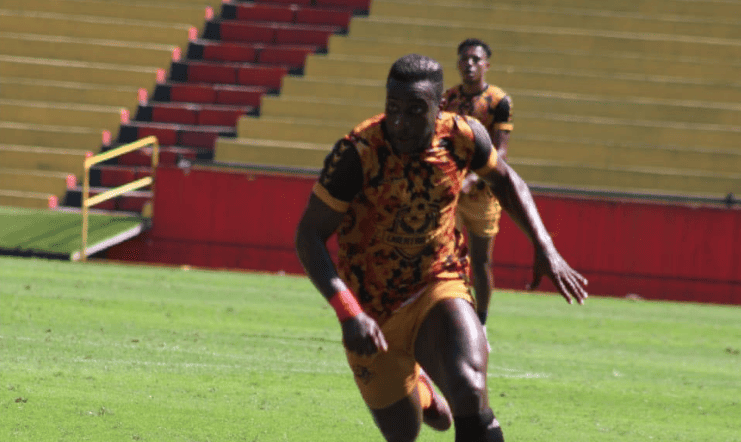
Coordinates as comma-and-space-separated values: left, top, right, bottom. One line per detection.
415, 296, 504, 442
468, 232, 494, 324
366, 369, 451, 441
368, 388, 423, 442
346, 304, 450, 442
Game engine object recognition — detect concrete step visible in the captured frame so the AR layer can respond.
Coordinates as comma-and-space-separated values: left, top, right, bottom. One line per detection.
213, 137, 741, 196
348, 16, 741, 60
261, 91, 741, 126
327, 36, 741, 84
0, 99, 122, 131
283, 69, 741, 106
370, 0, 741, 39
0, 9, 191, 46
0, 167, 75, 194
0, 145, 90, 175
0, 32, 174, 68
0, 121, 103, 150
0, 55, 158, 88
0, 77, 140, 109
395, 0, 741, 20
0, 0, 215, 25
0, 190, 58, 209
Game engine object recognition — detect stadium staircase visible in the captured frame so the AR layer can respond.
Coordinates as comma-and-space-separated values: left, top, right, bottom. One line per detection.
217, 0, 741, 200
0, 0, 369, 257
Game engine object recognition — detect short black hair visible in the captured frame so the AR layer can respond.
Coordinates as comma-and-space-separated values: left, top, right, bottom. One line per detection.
457, 38, 492, 58
387, 54, 444, 100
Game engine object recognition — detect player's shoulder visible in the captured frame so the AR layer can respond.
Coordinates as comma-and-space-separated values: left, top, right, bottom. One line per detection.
442, 85, 462, 101
350, 113, 385, 137
485, 84, 509, 99
438, 111, 478, 141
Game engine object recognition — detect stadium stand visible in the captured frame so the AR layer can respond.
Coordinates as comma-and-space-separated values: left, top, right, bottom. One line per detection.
0, 0, 224, 210
216, 0, 741, 198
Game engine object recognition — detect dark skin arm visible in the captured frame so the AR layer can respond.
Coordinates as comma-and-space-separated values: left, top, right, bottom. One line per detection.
295, 194, 388, 355
468, 127, 509, 324
470, 120, 588, 304
491, 128, 510, 161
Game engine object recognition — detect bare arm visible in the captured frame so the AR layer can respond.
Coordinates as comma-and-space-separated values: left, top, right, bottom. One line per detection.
470, 120, 588, 304
295, 194, 388, 354
491, 129, 510, 162
295, 193, 348, 299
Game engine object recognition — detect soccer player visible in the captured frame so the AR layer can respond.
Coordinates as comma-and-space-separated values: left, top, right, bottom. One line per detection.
442, 38, 513, 327
295, 54, 588, 442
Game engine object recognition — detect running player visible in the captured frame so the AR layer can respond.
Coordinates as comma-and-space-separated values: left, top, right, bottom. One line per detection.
295, 54, 587, 442
442, 38, 513, 326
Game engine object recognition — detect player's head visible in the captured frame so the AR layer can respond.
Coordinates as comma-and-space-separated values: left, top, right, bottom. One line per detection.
384, 54, 444, 154
456, 38, 491, 86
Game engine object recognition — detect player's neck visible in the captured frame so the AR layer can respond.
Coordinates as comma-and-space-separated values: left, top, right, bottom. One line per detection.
460, 82, 488, 96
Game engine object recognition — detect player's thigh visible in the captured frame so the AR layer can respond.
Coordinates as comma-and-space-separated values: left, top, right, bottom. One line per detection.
414, 297, 489, 416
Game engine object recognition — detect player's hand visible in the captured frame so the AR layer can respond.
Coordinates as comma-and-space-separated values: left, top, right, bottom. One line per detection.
527, 247, 588, 305
341, 312, 388, 356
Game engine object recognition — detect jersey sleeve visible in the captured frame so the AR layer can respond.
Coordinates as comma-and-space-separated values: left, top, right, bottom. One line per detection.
313, 138, 363, 213
468, 118, 499, 175
490, 95, 513, 132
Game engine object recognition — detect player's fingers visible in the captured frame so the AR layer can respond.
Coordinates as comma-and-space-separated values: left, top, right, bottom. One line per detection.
564, 275, 586, 305
527, 269, 543, 291
554, 275, 573, 305
376, 331, 388, 353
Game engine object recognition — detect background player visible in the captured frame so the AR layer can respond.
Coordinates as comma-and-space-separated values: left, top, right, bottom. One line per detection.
296, 54, 587, 442
442, 38, 514, 327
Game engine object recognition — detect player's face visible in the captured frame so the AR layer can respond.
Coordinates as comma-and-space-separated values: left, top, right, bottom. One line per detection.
384, 79, 440, 155
457, 45, 490, 85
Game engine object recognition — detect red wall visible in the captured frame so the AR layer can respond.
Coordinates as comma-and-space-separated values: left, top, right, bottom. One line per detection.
107, 165, 741, 305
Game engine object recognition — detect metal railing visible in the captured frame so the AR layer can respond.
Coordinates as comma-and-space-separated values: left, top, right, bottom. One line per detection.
80, 136, 159, 262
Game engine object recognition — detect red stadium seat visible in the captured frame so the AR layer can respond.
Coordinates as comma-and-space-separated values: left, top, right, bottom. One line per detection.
315, 0, 370, 11
258, 45, 314, 67
197, 106, 247, 127
180, 130, 221, 150
151, 104, 199, 125
170, 84, 218, 104
202, 42, 259, 63
219, 21, 276, 43
235, 3, 297, 23
187, 62, 238, 85
214, 85, 268, 106
135, 125, 179, 147
97, 165, 137, 187
274, 24, 336, 46
251, 0, 312, 5
237, 65, 288, 89
295, 8, 352, 28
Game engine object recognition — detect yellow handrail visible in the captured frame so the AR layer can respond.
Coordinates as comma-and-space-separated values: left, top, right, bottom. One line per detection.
80, 136, 159, 262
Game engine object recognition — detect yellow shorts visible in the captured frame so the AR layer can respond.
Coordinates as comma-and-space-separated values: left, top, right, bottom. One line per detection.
456, 183, 502, 238
345, 279, 474, 410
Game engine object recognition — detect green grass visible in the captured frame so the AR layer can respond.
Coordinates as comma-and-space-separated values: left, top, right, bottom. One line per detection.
0, 206, 144, 258
1, 256, 739, 441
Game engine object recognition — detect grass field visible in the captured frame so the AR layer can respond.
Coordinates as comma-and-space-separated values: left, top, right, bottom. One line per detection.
1, 256, 739, 441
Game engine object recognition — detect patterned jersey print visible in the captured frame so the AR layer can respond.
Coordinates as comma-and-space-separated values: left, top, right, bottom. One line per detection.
314, 112, 497, 324
441, 84, 513, 135
442, 84, 513, 199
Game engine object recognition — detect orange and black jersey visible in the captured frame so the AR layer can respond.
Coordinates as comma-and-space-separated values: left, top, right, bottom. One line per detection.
441, 84, 513, 137
313, 112, 498, 324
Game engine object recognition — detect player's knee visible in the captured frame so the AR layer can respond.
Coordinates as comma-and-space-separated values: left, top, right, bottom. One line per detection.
454, 408, 504, 442
446, 360, 488, 413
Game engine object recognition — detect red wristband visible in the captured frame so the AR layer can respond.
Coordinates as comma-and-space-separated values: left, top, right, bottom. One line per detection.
329, 289, 363, 322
